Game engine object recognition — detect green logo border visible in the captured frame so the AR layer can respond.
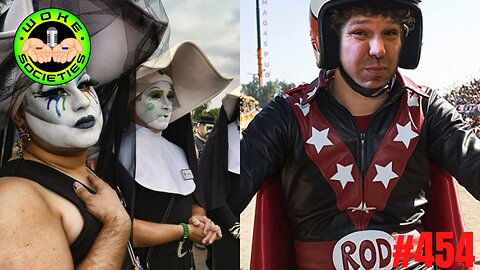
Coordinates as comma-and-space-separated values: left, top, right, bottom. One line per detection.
14, 8, 90, 85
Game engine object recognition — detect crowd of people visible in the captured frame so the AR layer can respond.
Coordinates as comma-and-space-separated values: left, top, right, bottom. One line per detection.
239, 95, 260, 132
444, 78, 480, 124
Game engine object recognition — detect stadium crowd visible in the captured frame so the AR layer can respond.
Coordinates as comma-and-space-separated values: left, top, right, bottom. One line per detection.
444, 79, 480, 125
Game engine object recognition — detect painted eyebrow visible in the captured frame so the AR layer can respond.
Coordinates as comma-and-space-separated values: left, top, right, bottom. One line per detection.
148, 87, 164, 91
40, 71, 89, 92
40, 84, 62, 92
148, 89, 165, 94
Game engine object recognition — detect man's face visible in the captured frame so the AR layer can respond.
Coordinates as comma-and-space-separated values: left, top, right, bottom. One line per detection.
339, 15, 402, 89
198, 123, 207, 137
23, 72, 103, 149
135, 80, 175, 131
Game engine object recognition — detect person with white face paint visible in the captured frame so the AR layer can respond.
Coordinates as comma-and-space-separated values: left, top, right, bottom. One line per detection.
135, 75, 175, 132
22, 72, 103, 150
0, 72, 131, 269
0, 0, 171, 268
133, 73, 223, 270
96, 41, 234, 270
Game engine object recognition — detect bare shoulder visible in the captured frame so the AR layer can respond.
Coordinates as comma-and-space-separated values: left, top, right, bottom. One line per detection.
0, 175, 40, 190
0, 176, 74, 269
0, 176, 46, 206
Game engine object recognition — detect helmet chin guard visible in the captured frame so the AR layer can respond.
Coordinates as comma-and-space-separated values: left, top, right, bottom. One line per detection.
309, 0, 423, 70
338, 65, 396, 98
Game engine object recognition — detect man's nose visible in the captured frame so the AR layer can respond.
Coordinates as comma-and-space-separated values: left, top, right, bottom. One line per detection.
369, 35, 386, 59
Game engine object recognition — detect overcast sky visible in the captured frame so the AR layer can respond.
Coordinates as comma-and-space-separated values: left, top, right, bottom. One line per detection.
0, 0, 239, 108
163, 0, 240, 107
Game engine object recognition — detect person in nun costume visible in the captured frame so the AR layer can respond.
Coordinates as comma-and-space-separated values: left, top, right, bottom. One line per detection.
0, 0, 169, 269
96, 41, 232, 270
198, 89, 240, 270
0, 0, 169, 163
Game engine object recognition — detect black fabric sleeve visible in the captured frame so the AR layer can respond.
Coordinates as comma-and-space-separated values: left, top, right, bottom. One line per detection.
426, 90, 480, 199
240, 95, 293, 211
208, 204, 238, 230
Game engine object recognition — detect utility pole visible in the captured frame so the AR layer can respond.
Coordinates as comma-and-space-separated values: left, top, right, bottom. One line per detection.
256, 0, 263, 87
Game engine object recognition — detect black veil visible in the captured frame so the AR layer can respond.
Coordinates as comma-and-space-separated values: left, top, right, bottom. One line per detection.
0, 0, 170, 165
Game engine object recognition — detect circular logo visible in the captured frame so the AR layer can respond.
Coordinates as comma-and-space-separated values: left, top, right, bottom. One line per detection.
14, 8, 90, 85
332, 230, 395, 270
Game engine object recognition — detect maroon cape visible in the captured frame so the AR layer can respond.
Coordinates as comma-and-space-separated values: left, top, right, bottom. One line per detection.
250, 164, 472, 270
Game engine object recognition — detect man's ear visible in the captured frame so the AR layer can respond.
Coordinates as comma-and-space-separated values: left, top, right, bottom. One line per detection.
12, 105, 27, 127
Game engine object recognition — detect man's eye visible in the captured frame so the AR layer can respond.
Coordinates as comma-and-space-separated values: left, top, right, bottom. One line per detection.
167, 92, 175, 100
33, 88, 68, 98
384, 30, 399, 39
350, 30, 368, 39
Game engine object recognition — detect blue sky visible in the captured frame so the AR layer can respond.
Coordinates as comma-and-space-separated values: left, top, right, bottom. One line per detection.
241, 1, 480, 93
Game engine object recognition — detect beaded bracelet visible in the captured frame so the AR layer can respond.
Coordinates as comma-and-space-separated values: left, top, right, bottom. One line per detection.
180, 223, 189, 241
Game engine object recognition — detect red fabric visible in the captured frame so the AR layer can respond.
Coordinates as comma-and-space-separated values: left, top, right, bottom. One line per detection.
250, 75, 471, 270
250, 177, 295, 270
423, 164, 472, 270
354, 115, 372, 133
250, 167, 471, 270
289, 87, 424, 230
294, 240, 336, 270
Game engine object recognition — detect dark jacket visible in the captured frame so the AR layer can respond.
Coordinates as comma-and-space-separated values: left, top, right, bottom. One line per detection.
241, 71, 480, 242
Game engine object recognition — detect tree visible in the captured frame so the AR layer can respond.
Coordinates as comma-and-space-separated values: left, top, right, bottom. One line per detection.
191, 102, 210, 123
241, 78, 296, 108
191, 102, 221, 123
206, 107, 220, 121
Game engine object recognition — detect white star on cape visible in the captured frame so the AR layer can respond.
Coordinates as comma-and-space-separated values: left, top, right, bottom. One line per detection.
295, 102, 310, 116
306, 127, 333, 153
407, 93, 419, 107
331, 164, 355, 189
372, 162, 398, 189
347, 201, 376, 213
394, 122, 418, 148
